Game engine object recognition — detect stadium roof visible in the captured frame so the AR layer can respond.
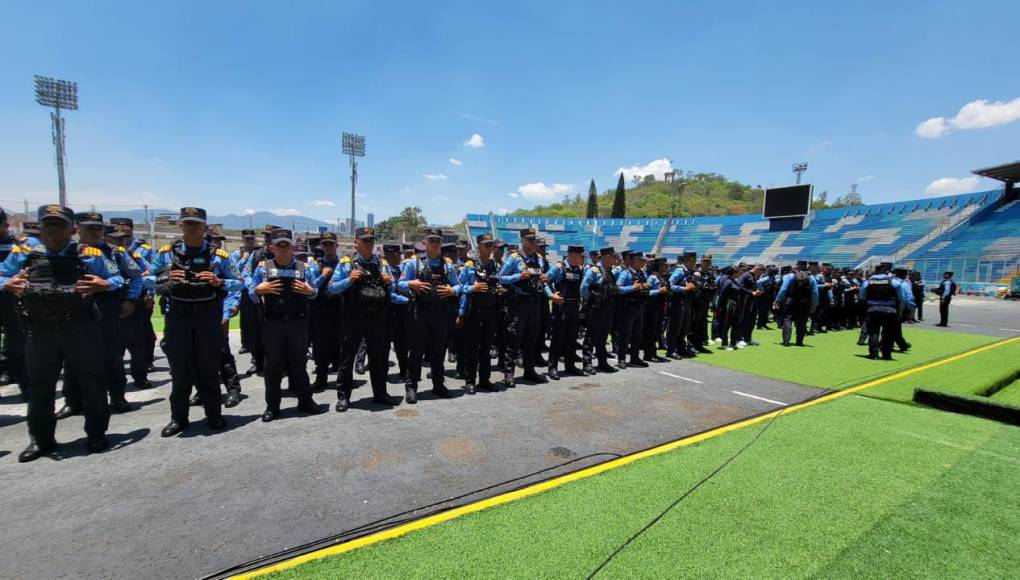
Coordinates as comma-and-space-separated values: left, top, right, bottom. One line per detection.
972, 160, 1020, 183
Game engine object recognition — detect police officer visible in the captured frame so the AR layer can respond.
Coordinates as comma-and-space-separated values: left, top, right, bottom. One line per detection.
458, 234, 504, 392
774, 261, 818, 347
232, 229, 259, 354
249, 228, 324, 421
242, 225, 278, 376
667, 252, 697, 358
20, 222, 42, 247
0, 209, 26, 398
0, 205, 125, 461
735, 264, 765, 347
859, 262, 906, 360
498, 228, 549, 387
383, 243, 411, 381
641, 256, 669, 363
581, 247, 619, 374
688, 254, 714, 353
612, 251, 649, 368
934, 271, 956, 327
58, 212, 144, 416
399, 228, 459, 400
308, 231, 343, 391
545, 244, 587, 379
109, 217, 157, 381
331, 227, 400, 411
148, 207, 243, 437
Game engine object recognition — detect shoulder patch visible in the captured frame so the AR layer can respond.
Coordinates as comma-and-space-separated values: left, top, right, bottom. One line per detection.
215, 248, 230, 258
339, 256, 351, 264
464, 259, 474, 267
132, 252, 142, 259
11, 245, 23, 254
141, 243, 151, 250
118, 246, 127, 253
159, 245, 172, 253
510, 252, 521, 259
381, 258, 389, 266
444, 257, 453, 264
33, 244, 46, 252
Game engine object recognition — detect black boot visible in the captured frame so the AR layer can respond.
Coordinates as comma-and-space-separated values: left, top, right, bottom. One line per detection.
335, 397, 350, 412
464, 382, 476, 395
55, 404, 80, 420
547, 367, 560, 381
18, 439, 57, 463
433, 385, 454, 398
373, 393, 400, 406
297, 399, 325, 415
312, 374, 328, 393
161, 419, 189, 437
110, 398, 135, 413
261, 409, 278, 422
87, 435, 108, 454
405, 384, 418, 404
224, 388, 242, 408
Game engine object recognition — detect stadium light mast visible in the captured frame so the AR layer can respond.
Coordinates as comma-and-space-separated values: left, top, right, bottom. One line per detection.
792, 162, 808, 185
342, 132, 365, 236
34, 75, 79, 206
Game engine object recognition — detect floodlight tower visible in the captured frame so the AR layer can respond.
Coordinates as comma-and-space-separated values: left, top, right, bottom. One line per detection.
342, 132, 365, 236
34, 75, 79, 206
792, 162, 808, 185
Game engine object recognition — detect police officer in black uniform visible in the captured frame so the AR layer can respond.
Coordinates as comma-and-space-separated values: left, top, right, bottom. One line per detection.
383, 242, 411, 381
0, 209, 26, 399
331, 227, 401, 411
545, 244, 587, 379
774, 261, 818, 347
250, 228, 324, 421
1, 205, 125, 461
309, 232, 343, 391
457, 233, 504, 393
242, 225, 278, 376
581, 247, 619, 374
860, 262, 903, 360
148, 207, 243, 437
497, 228, 549, 387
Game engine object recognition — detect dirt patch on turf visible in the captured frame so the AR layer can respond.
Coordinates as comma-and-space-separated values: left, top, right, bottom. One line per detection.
438, 437, 486, 464
393, 408, 418, 418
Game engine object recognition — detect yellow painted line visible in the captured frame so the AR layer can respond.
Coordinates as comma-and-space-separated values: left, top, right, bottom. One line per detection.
231, 335, 1020, 579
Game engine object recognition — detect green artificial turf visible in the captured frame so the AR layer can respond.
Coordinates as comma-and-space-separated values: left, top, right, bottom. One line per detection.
691, 326, 998, 400
991, 379, 1020, 406
266, 393, 1020, 579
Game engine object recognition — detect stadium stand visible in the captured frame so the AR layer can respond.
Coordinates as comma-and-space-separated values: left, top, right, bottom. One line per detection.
467, 188, 1019, 291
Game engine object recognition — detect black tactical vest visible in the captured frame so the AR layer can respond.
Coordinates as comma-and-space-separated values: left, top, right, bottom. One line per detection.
866, 275, 897, 304
516, 252, 545, 296
560, 264, 583, 302
627, 268, 646, 302
350, 256, 388, 312
415, 257, 449, 304
21, 245, 90, 321
99, 243, 129, 301
471, 259, 500, 307
168, 242, 219, 303
262, 260, 309, 316
792, 271, 812, 301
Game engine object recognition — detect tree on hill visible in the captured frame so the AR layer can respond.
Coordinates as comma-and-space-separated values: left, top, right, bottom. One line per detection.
612, 173, 627, 218
586, 179, 598, 218
375, 206, 428, 241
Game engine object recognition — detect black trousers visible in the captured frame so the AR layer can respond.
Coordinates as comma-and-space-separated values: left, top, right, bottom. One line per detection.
866, 309, 898, 358
64, 297, 127, 406
26, 317, 108, 443
716, 300, 739, 346
463, 303, 500, 383
164, 307, 223, 423
245, 299, 266, 372
389, 304, 409, 377
690, 298, 710, 348
780, 301, 811, 345
121, 299, 152, 384
408, 302, 450, 389
549, 300, 582, 369
737, 294, 757, 343
338, 308, 390, 400
310, 300, 342, 379
583, 302, 614, 367
939, 297, 951, 326
614, 300, 642, 360
504, 294, 541, 376
239, 291, 255, 351
262, 315, 313, 411
642, 299, 665, 359
666, 295, 690, 354
0, 297, 25, 387
219, 325, 240, 390
756, 293, 771, 328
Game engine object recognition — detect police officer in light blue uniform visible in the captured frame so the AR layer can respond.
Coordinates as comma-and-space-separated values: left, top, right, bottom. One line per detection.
147, 207, 243, 437
859, 262, 912, 359
544, 244, 588, 380
497, 227, 550, 387
774, 261, 819, 347
667, 252, 696, 358
580, 247, 619, 374
934, 271, 957, 327
1, 205, 125, 462
612, 251, 647, 369
458, 234, 504, 393
0, 209, 26, 398
110, 218, 158, 389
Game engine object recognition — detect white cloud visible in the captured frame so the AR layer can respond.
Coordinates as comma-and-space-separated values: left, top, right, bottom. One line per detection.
857, 175, 876, 182
449, 158, 463, 166
401, 187, 411, 194
423, 173, 448, 181
517, 182, 575, 200
916, 117, 949, 138
242, 209, 255, 216
808, 140, 833, 153
507, 192, 519, 199
917, 96, 1020, 138
272, 208, 301, 216
614, 158, 674, 182
464, 133, 485, 148
310, 200, 335, 207
925, 176, 980, 196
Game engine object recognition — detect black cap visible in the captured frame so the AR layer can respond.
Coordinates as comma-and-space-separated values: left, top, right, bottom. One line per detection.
494, 239, 507, 248
401, 243, 413, 251
242, 228, 257, 238
355, 227, 376, 241
320, 232, 338, 243
944, 271, 954, 277
600, 247, 615, 257
263, 224, 277, 234
821, 262, 832, 268
537, 238, 548, 247
441, 242, 457, 254
567, 244, 584, 254
22, 221, 40, 234
796, 260, 808, 269
424, 227, 443, 240
456, 239, 469, 248
110, 217, 134, 228
519, 227, 538, 240
879, 261, 894, 270
106, 225, 129, 238
893, 267, 908, 277
74, 211, 104, 226
808, 261, 819, 267
781, 265, 792, 274
294, 249, 309, 258
382, 243, 401, 253
682, 251, 697, 260
476, 233, 495, 245
179, 207, 207, 223
270, 228, 295, 245
643, 253, 656, 260
38, 204, 74, 224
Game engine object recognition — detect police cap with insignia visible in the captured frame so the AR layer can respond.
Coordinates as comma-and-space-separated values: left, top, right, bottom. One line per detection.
37, 204, 74, 224
620, 250, 632, 259
796, 260, 808, 269
567, 244, 584, 254
599, 246, 615, 256
382, 243, 401, 253
519, 227, 538, 240
424, 227, 443, 241
355, 226, 376, 241
807, 260, 819, 267
110, 217, 134, 228
537, 237, 548, 248
893, 267, 908, 277
401, 243, 413, 251
441, 242, 457, 254
270, 228, 295, 245
294, 249, 309, 259
178, 207, 207, 223
22, 221, 40, 234
242, 228, 257, 239
319, 231, 338, 244
644, 253, 656, 260
263, 224, 277, 234
413, 241, 426, 253
476, 233, 495, 245
456, 239, 470, 248
106, 225, 129, 238
74, 211, 104, 226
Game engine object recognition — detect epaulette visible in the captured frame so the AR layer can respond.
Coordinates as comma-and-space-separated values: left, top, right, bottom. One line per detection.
11, 245, 24, 254
159, 245, 172, 253
464, 259, 474, 267
511, 252, 521, 259
132, 252, 142, 259
33, 244, 46, 252
381, 258, 389, 266
215, 248, 230, 258
141, 243, 152, 250
308, 256, 318, 265
339, 256, 351, 264
118, 246, 127, 253
81, 246, 103, 257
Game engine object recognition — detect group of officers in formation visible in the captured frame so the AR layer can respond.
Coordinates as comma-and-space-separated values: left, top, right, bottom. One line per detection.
0, 205, 958, 463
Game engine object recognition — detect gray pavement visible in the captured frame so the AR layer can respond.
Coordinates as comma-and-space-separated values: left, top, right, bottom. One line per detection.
0, 335, 820, 580
907, 296, 1020, 337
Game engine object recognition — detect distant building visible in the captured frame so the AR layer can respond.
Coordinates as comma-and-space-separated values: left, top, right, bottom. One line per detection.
367, 213, 375, 228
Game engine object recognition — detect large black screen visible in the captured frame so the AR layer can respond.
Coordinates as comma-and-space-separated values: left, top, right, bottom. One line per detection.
763, 184, 812, 218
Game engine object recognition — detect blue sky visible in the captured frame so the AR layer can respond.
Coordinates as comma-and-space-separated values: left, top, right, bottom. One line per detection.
2, 0, 1018, 225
